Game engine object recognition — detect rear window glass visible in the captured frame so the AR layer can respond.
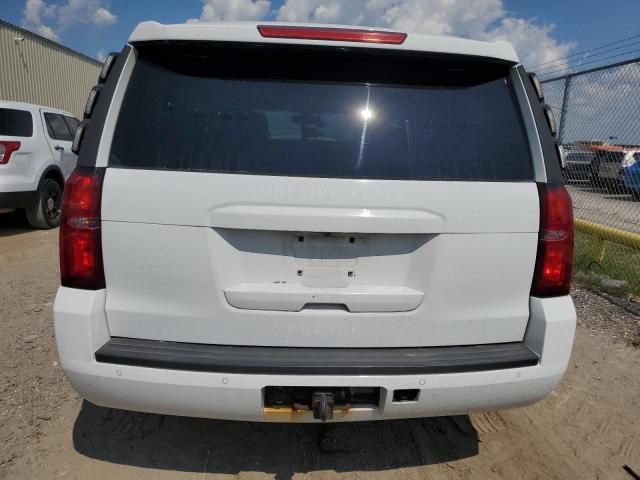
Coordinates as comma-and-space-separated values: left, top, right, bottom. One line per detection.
110, 44, 533, 181
0, 108, 33, 137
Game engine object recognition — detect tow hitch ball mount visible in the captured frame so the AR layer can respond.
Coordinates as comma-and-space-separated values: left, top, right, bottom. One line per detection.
263, 386, 381, 420
312, 391, 335, 421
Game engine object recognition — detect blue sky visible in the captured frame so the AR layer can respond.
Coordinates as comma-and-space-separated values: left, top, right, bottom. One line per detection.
2, 0, 640, 70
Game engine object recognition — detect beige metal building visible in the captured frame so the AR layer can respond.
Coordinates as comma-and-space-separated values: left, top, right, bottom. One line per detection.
0, 19, 101, 118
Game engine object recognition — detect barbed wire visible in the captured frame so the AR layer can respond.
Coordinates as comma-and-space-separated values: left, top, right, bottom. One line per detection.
534, 39, 640, 75
529, 33, 640, 69
537, 49, 640, 79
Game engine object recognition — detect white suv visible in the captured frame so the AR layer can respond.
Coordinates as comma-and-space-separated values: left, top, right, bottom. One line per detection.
54, 22, 576, 422
0, 101, 79, 228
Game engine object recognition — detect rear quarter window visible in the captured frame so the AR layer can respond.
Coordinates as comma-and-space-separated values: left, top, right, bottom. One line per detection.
110, 43, 534, 181
63, 116, 79, 135
44, 113, 74, 141
0, 108, 33, 137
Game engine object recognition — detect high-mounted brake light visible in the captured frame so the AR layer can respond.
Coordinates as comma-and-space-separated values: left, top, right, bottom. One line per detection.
60, 167, 106, 290
0, 141, 21, 165
257, 25, 407, 44
531, 183, 574, 297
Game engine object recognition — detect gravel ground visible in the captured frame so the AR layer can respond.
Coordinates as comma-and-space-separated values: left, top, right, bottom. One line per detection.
572, 287, 640, 346
1, 211, 639, 480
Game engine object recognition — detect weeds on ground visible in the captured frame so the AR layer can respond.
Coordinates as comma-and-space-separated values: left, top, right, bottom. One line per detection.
573, 230, 640, 298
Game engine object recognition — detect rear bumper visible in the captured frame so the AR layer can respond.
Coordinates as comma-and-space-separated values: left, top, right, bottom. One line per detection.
96, 337, 540, 375
54, 287, 576, 422
0, 190, 35, 208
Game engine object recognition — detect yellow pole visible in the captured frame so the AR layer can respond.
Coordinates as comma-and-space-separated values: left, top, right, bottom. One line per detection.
574, 218, 640, 251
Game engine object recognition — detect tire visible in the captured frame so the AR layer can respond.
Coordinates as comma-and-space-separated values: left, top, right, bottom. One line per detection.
631, 189, 640, 201
25, 178, 63, 229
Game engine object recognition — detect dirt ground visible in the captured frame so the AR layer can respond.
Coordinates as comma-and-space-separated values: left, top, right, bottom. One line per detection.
1, 211, 639, 480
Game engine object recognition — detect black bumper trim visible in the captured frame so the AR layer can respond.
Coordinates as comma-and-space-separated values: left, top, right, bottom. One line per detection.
95, 338, 539, 375
0, 191, 36, 208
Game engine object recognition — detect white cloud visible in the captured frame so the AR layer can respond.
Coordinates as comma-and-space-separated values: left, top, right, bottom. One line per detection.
277, 0, 574, 68
96, 48, 107, 62
189, 0, 271, 22
190, 0, 574, 69
23, 0, 56, 26
21, 0, 117, 42
36, 24, 60, 41
485, 18, 575, 71
276, 0, 506, 38
93, 7, 118, 26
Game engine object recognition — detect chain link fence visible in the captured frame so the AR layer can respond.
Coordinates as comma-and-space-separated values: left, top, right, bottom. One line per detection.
540, 58, 640, 294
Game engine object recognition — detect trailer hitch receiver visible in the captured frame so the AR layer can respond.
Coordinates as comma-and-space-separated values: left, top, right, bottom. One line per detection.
311, 391, 335, 421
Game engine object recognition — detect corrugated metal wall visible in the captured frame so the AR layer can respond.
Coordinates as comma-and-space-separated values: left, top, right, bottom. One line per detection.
0, 20, 101, 118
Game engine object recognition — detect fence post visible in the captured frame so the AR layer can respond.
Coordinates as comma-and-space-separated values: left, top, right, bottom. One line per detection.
557, 75, 572, 144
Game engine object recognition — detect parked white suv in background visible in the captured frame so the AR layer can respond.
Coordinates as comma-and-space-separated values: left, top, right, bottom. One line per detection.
54, 22, 576, 423
0, 101, 79, 228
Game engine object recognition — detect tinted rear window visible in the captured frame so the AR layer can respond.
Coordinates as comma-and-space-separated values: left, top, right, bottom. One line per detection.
0, 108, 33, 137
110, 43, 533, 181
44, 113, 73, 141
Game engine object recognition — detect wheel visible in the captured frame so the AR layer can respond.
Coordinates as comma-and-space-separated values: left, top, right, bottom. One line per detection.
25, 178, 63, 229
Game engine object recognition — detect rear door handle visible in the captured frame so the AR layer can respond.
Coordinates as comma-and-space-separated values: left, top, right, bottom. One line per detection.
54, 145, 64, 151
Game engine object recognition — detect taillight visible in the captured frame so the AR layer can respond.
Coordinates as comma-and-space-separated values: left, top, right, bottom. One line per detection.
0, 141, 21, 164
60, 167, 106, 290
257, 25, 407, 44
532, 183, 574, 297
